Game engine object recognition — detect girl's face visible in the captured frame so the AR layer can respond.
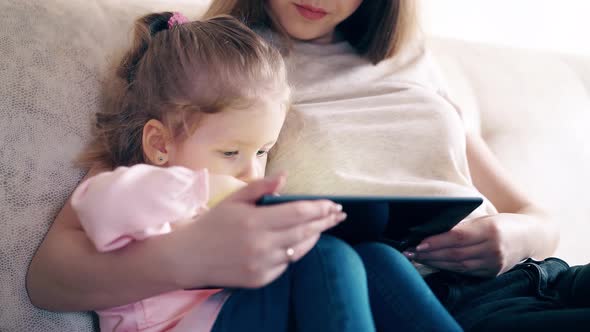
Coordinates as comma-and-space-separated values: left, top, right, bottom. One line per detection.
267, 0, 363, 44
168, 98, 287, 183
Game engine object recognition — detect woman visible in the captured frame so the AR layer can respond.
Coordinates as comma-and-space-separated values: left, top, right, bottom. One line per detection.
206, 1, 590, 331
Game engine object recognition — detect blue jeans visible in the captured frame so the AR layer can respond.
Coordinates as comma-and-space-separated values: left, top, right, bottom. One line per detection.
356, 242, 462, 332
212, 236, 461, 332
425, 258, 590, 332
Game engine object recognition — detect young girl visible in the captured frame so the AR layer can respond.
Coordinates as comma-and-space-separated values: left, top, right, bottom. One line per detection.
58, 11, 460, 332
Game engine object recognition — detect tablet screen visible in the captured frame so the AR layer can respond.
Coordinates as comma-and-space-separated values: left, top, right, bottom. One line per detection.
257, 195, 483, 250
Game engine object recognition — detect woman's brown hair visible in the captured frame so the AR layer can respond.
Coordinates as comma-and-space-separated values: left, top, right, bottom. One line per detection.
79, 13, 289, 169
204, 0, 418, 64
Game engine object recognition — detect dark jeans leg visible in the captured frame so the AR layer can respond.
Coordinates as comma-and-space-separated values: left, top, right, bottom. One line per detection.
212, 235, 376, 332
355, 242, 462, 332
427, 258, 590, 332
554, 263, 590, 307
210, 270, 291, 332
475, 308, 590, 332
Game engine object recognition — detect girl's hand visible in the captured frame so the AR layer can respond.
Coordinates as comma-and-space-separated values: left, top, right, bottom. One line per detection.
167, 174, 347, 289
404, 213, 537, 277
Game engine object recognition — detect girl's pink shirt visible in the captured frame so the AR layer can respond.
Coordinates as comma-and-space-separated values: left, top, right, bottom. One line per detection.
71, 164, 229, 332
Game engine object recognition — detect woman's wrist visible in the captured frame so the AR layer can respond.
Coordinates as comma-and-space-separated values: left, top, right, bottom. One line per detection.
515, 206, 560, 260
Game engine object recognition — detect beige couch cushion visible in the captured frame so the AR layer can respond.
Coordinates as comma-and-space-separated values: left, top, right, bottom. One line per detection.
0, 1, 208, 331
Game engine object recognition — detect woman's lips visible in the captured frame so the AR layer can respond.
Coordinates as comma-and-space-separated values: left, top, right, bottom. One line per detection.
294, 3, 328, 20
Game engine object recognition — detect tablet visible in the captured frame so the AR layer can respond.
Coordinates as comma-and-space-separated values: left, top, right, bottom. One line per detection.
257, 195, 483, 251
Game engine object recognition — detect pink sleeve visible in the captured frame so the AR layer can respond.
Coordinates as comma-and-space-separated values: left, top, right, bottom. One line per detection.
71, 164, 209, 252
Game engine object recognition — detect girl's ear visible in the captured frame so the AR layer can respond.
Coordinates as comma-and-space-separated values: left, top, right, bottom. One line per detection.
142, 119, 173, 165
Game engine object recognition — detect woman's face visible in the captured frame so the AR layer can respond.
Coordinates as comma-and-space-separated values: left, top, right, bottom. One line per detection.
267, 0, 363, 44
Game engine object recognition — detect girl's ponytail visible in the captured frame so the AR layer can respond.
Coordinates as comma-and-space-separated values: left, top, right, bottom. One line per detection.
117, 12, 173, 83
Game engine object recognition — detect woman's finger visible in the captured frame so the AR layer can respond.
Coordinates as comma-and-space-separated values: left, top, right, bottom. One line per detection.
287, 233, 321, 263
416, 258, 485, 273
272, 212, 346, 248
241, 263, 290, 289
259, 232, 322, 267
260, 200, 343, 230
226, 173, 286, 204
414, 221, 487, 252
405, 242, 490, 262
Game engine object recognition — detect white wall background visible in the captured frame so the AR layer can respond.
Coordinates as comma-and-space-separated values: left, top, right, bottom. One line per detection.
420, 0, 590, 55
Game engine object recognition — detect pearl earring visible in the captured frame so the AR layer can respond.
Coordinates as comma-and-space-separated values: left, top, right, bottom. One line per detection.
156, 154, 167, 164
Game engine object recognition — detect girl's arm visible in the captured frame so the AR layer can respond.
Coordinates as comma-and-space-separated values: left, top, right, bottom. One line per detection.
26, 167, 184, 311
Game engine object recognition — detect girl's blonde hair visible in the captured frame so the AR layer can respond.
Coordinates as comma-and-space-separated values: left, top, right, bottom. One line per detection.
204, 0, 418, 64
79, 13, 289, 169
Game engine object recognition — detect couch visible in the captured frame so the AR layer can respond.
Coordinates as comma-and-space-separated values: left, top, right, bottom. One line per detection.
1, 0, 589, 331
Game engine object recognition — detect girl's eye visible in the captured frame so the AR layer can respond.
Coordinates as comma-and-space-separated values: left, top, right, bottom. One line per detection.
222, 151, 239, 157
256, 150, 268, 157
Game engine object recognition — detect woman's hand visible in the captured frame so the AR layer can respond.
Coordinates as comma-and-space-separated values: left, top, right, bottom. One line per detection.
404, 213, 542, 277
207, 173, 247, 207
165, 174, 347, 289
27, 170, 344, 311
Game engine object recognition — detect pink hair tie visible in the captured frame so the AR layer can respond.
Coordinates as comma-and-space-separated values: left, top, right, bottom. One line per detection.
168, 12, 189, 29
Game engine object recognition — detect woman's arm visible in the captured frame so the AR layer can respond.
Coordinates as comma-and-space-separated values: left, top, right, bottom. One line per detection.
406, 132, 559, 276
465, 132, 559, 259
27, 170, 345, 311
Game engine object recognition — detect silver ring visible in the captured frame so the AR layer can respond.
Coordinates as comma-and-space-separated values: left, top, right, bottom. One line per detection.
286, 247, 295, 261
